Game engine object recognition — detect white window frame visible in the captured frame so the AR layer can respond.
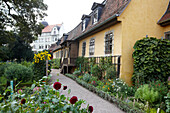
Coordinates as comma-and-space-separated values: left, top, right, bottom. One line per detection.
82, 19, 86, 31
82, 41, 86, 56
93, 9, 98, 24
89, 37, 95, 56
104, 30, 114, 56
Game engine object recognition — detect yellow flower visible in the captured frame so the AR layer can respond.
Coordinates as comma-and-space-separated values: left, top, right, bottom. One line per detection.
112, 85, 114, 87
108, 87, 110, 90
106, 83, 107, 85
103, 86, 105, 88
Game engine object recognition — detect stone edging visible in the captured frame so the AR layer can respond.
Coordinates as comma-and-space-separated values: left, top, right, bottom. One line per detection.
65, 74, 145, 113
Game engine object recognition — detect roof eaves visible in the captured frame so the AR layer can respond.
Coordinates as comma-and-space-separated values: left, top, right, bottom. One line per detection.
74, 14, 119, 41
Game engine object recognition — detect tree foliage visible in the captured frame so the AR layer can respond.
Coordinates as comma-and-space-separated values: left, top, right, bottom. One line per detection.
0, 0, 48, 61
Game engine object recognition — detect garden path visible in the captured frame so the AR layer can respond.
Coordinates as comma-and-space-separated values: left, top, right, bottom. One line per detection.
50, 69, 124, 113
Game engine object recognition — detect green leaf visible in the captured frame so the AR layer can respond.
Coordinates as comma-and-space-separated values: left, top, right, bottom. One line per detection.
68, 89, 71, 94
31, 84, 35, 90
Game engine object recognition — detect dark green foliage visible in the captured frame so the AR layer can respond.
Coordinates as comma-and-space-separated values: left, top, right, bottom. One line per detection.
0, 62, 11, 77
92, 64, 102, 79
33, 60, 46, 81
83, 73, 91, 83
105, 66, 117, 79
52, 58, 61, 69
132, 37, 170, 85
4, 64, 33, 83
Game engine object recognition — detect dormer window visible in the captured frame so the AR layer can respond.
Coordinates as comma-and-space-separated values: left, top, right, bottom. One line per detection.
81, 14, 91, 31
91, 2, 104, 25
82, 19, 86, 31
93, 10, 98, 24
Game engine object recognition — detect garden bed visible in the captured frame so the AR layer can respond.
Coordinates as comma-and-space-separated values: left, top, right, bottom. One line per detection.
65, 73, 145, 113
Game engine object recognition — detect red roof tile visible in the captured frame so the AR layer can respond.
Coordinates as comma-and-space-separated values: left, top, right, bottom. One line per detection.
158, 1, 170, 26
42, 24, 61, 33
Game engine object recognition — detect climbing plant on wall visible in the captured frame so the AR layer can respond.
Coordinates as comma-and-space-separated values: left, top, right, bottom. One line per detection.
132, 37, 170, 85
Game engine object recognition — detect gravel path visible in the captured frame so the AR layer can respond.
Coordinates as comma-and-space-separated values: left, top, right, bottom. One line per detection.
50, 69, 124, 113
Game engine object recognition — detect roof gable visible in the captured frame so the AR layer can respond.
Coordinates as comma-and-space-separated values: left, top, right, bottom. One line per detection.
158, 1, 170, 26
42, 24, 62, 33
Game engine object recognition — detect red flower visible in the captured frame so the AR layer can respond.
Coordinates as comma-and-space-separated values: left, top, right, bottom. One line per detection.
70, 96, 78, 104
88, 106, 93, 113
53, 82, 61, 90
21, 98, 26, 104
158, 84, 160, 86
63, 86, 67, 90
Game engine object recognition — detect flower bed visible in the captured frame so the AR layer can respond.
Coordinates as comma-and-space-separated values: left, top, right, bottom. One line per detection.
65, 74, 145, 113
0, 75, 93, 113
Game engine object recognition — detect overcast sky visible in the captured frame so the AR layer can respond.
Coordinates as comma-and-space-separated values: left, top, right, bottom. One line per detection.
43, 0, 104, 33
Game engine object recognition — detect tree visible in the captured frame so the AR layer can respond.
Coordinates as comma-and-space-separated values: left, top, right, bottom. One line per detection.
0, 0, 48, 46
0, 0, 47, 61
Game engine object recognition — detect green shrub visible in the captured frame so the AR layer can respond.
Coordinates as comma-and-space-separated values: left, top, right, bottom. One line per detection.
92, 64, 102, 79
52, 58, 60, 69
105, 66, 117, 79
83, 73, 91, 83
0, 62, 11, 77
4, 64, 33, 83
21, 61, 33, 68
164, 92, 170, 113
135, 84, 159, 107
73, 70, 81, 76
132, 37, 170, 85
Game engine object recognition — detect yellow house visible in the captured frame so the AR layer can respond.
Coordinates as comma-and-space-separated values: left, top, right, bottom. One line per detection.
75, 0, 170, 85
50, 0, 170, 85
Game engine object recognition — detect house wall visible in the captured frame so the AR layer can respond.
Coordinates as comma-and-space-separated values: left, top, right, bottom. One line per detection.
117, 0, 169, 85
53, 49, 61, 59
163, 25, 170, 33
78, 23, 122, 57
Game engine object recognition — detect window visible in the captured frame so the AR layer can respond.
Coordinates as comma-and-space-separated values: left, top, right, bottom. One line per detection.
165, 31, 170, 40
89, 38, 95, 55
82, 19, 86, 31
82, 42, 86, 56
93, 10, 98, 24
45, 45, 48, 49
105, 32, 113, 54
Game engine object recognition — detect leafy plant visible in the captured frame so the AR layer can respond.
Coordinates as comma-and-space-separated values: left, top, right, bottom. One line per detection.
4, 63, 33, 83
52, 58, 60, 69
132, 37, 170, 85
135, 84, 159, 108
83, 73, 91, 83
105, 66, 117, 79
92, 64, 102, 79
164, 92, 170, 113
0, 77, 91, 113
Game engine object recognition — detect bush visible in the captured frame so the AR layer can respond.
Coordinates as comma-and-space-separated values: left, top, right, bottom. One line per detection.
0, 77, 90, 112
33, 51, 51, 81
132, 37, 170, 85
4, 64, 33, 83
0, 62, 11, 77
135, 84, 159, 108
83, 73, 91, 83
105, 66, 117, 79
92, 64, 102, 79
21, 61, 33, 68
52, 58, 60, 69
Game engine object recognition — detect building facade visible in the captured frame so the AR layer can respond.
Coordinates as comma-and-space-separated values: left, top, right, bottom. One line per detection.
51, 0, 170, 85
31, 21, 64, 53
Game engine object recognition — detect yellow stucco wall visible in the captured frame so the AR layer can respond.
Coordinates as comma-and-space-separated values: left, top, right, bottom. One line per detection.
79, 23, 122, 57
117, 0, 169, 85
53, 49, 61, 59
163, 25, 170, 33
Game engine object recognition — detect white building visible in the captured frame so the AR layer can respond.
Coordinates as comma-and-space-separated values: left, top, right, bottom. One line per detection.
31, 21, 64, 53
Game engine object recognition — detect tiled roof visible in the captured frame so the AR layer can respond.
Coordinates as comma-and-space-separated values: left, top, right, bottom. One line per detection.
48, 44, 56, 51
158, 1, 170, 26
42, 24, 62, 33
61, 0, 130, 42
